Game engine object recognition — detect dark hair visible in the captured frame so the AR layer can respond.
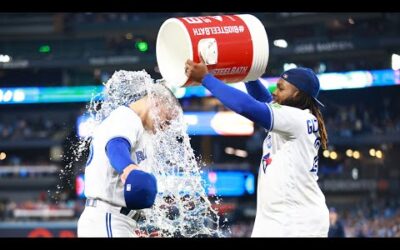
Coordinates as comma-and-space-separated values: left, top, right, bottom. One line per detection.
282, 90, 328, 150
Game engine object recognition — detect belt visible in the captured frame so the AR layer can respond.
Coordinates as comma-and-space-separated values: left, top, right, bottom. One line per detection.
85, 198, 142, 222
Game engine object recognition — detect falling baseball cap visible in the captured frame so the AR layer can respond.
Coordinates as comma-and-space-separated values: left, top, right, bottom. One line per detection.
124, 170, 158, 210
280, 67, 324, 107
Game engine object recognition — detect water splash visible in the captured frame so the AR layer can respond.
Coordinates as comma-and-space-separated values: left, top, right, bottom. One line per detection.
70, 70, 226, 237
49, 134, 87, 203
88, 70, 151, 128
140, 99, 222, 237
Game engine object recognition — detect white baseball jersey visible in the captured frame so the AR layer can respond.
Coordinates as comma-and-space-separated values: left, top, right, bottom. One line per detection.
251, 102, 329, 237
84, 106, 151, 207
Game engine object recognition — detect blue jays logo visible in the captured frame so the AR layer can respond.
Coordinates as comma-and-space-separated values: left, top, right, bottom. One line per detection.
266, 134, 272, 148
262, 153, 272, 173
135, 150, 147, 164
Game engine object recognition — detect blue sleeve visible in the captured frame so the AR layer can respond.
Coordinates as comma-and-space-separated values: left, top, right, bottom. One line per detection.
202, 74, 273, 130
105, 137, 135, 174
245, 79, 273, 103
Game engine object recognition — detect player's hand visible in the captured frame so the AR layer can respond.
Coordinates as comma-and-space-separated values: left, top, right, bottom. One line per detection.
120, 164, 140, 184
185, 57, 209, 83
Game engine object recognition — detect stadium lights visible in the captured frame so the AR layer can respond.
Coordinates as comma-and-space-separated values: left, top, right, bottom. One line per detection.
353, 150, 360, 159
273, 39, 288, 48
225, 147, 235, 155
369, 148, 383, 159
392, 53, 400, 70
39, 45, 51, 53
329, 151, 338, 160
346, 149, 353, 157
125, 33, 133, 40
3, 90, 12, 102
135, 41, 149, 52
318, 62, 327, 73
0, 152, 6, 160
375, 150, 383, 159
369, 148, 376, 157
0, 54, 11, 63
225, 147, 248, 158
234, 149, 248, 158
351, 168, 359, 180
323, 150, 330, 158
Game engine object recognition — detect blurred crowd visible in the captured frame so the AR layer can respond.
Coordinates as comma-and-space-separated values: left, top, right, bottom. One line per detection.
230, 221, 254, 237
0, 117, 69, 142
0, 191, 84, 222
65, 13, 146, 24
2, 96, 399, 143
63, 13, 194, 26
325, 96, 400, 137
338, 196, 400, 237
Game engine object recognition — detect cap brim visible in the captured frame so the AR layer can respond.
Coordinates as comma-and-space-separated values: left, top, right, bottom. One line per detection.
314, 98, 325, 108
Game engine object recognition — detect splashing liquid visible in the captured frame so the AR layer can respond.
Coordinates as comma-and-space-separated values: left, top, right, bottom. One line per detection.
72, 70, 226, 237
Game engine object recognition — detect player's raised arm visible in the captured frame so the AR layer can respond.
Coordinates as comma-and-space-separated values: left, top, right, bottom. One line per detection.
245, 79, 273, 103
185, 59, 273, 131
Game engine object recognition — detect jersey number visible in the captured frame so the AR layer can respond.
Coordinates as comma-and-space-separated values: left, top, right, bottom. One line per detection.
310, 137, 321, 173
310, 156, 319, 173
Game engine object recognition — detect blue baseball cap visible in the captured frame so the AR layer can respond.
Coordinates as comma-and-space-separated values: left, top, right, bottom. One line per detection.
329, 207, 337, 213
280, 67, 324, 107
124, 170, 157, 210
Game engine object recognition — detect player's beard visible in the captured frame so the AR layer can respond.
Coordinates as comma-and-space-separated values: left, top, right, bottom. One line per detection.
279, 96, 299, 108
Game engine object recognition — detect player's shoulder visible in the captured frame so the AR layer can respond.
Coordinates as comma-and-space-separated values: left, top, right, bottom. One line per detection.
272, 103, 315, 120
304, 109, 317, 121
102, 106, 143, 132
98, 106, 144, 140
111, 106, 140, 121
269, 102, 297, 111
270, 102, 306, 114
112, 105, 133, 115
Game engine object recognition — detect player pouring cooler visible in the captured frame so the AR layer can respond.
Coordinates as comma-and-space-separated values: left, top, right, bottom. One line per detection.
185, 59, 330, 237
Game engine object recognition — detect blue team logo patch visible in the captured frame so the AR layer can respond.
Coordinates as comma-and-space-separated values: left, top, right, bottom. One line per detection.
135, 150, 147, 164
266, 134, 272, 148
262, 153, 272, 174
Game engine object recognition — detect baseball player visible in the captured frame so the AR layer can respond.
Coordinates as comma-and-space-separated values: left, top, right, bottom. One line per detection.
185, 59, 329, 237
77, 72, 180, 237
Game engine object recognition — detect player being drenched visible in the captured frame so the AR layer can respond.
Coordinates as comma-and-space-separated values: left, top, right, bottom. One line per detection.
185, 59, 330, 237
77, 70, 180, 237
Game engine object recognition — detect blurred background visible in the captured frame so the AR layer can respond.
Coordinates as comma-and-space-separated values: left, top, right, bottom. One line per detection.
0, 12, 400, 237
